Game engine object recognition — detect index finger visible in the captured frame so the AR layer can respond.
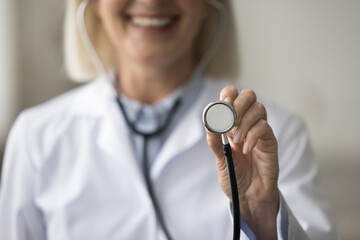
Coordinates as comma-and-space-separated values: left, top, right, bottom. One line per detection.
232, 89, 257, 124
220, 86, 239, 104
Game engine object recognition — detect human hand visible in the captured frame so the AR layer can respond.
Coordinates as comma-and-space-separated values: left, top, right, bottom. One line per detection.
206, 87, 279, 240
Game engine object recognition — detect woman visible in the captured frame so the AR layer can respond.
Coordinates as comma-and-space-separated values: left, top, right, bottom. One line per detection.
0, 0, 337, 239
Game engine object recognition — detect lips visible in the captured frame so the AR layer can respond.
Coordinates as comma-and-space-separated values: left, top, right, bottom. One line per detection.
125, 14, 179, 29
131, 17, 173, 28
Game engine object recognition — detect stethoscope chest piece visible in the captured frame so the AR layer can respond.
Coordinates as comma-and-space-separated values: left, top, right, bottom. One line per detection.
203, 101, 237, 134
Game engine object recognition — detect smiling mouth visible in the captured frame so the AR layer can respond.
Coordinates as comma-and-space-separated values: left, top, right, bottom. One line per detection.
127, 15, 179, 28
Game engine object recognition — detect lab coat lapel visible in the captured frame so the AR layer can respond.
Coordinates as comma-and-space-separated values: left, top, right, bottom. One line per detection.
152, 101, 204, 178
85, 78, 145, 186
152, 79, 220, 179
98, 104, 144, 183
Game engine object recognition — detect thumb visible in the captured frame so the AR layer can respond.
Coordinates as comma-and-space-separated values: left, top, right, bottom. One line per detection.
205, 128, 224, 160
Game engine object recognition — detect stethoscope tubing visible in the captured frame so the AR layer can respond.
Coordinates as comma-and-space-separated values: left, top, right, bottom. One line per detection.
223, 142, 241, 240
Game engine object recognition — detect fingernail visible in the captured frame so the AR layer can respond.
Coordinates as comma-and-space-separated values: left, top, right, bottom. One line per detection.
242, 141, 249, 155
224, 97, 231, 103
233, 129, 242, 143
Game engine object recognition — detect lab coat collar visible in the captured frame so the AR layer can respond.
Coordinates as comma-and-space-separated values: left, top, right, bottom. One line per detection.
97, 98, 147, 189
71, 75, 222, 181
152, 96, 205, 178
152, 78, 222, 179
71, 76, 147, 187
68, 75, 117, 117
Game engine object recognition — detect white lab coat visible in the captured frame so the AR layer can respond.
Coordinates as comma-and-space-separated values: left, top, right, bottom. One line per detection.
0, 76, 337, 240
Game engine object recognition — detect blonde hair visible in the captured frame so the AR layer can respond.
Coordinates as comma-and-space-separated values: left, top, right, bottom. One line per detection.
64, 0, 239, 82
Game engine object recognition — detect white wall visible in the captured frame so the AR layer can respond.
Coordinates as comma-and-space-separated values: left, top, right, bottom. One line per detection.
0, 0, 19, 150
17, 0, 78, 109
233, 1, 360, 163
232, 3, 360, 237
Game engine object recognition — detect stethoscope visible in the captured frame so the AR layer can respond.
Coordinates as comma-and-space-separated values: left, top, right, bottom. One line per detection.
76, 1, 241, 239
203, 101, 240, 240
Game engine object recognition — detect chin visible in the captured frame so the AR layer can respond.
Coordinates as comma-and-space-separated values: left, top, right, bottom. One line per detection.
131, 48, 177, 67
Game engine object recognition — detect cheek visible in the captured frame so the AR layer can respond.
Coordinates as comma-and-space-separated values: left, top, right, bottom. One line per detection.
98, 0, 127, 24
179, 4, 207, 46
98, 1, 127, 45
181, 0, 208, 19
100, 0, 127, 12
181, 1, 208, 32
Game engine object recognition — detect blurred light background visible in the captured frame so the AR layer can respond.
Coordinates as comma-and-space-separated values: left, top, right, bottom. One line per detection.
0, 0, 359, 239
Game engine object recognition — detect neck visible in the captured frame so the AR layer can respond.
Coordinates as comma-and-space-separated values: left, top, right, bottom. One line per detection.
116, 55, 196, 105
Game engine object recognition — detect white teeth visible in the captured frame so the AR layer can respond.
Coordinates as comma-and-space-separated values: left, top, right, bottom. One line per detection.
131, 17, 172, 27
